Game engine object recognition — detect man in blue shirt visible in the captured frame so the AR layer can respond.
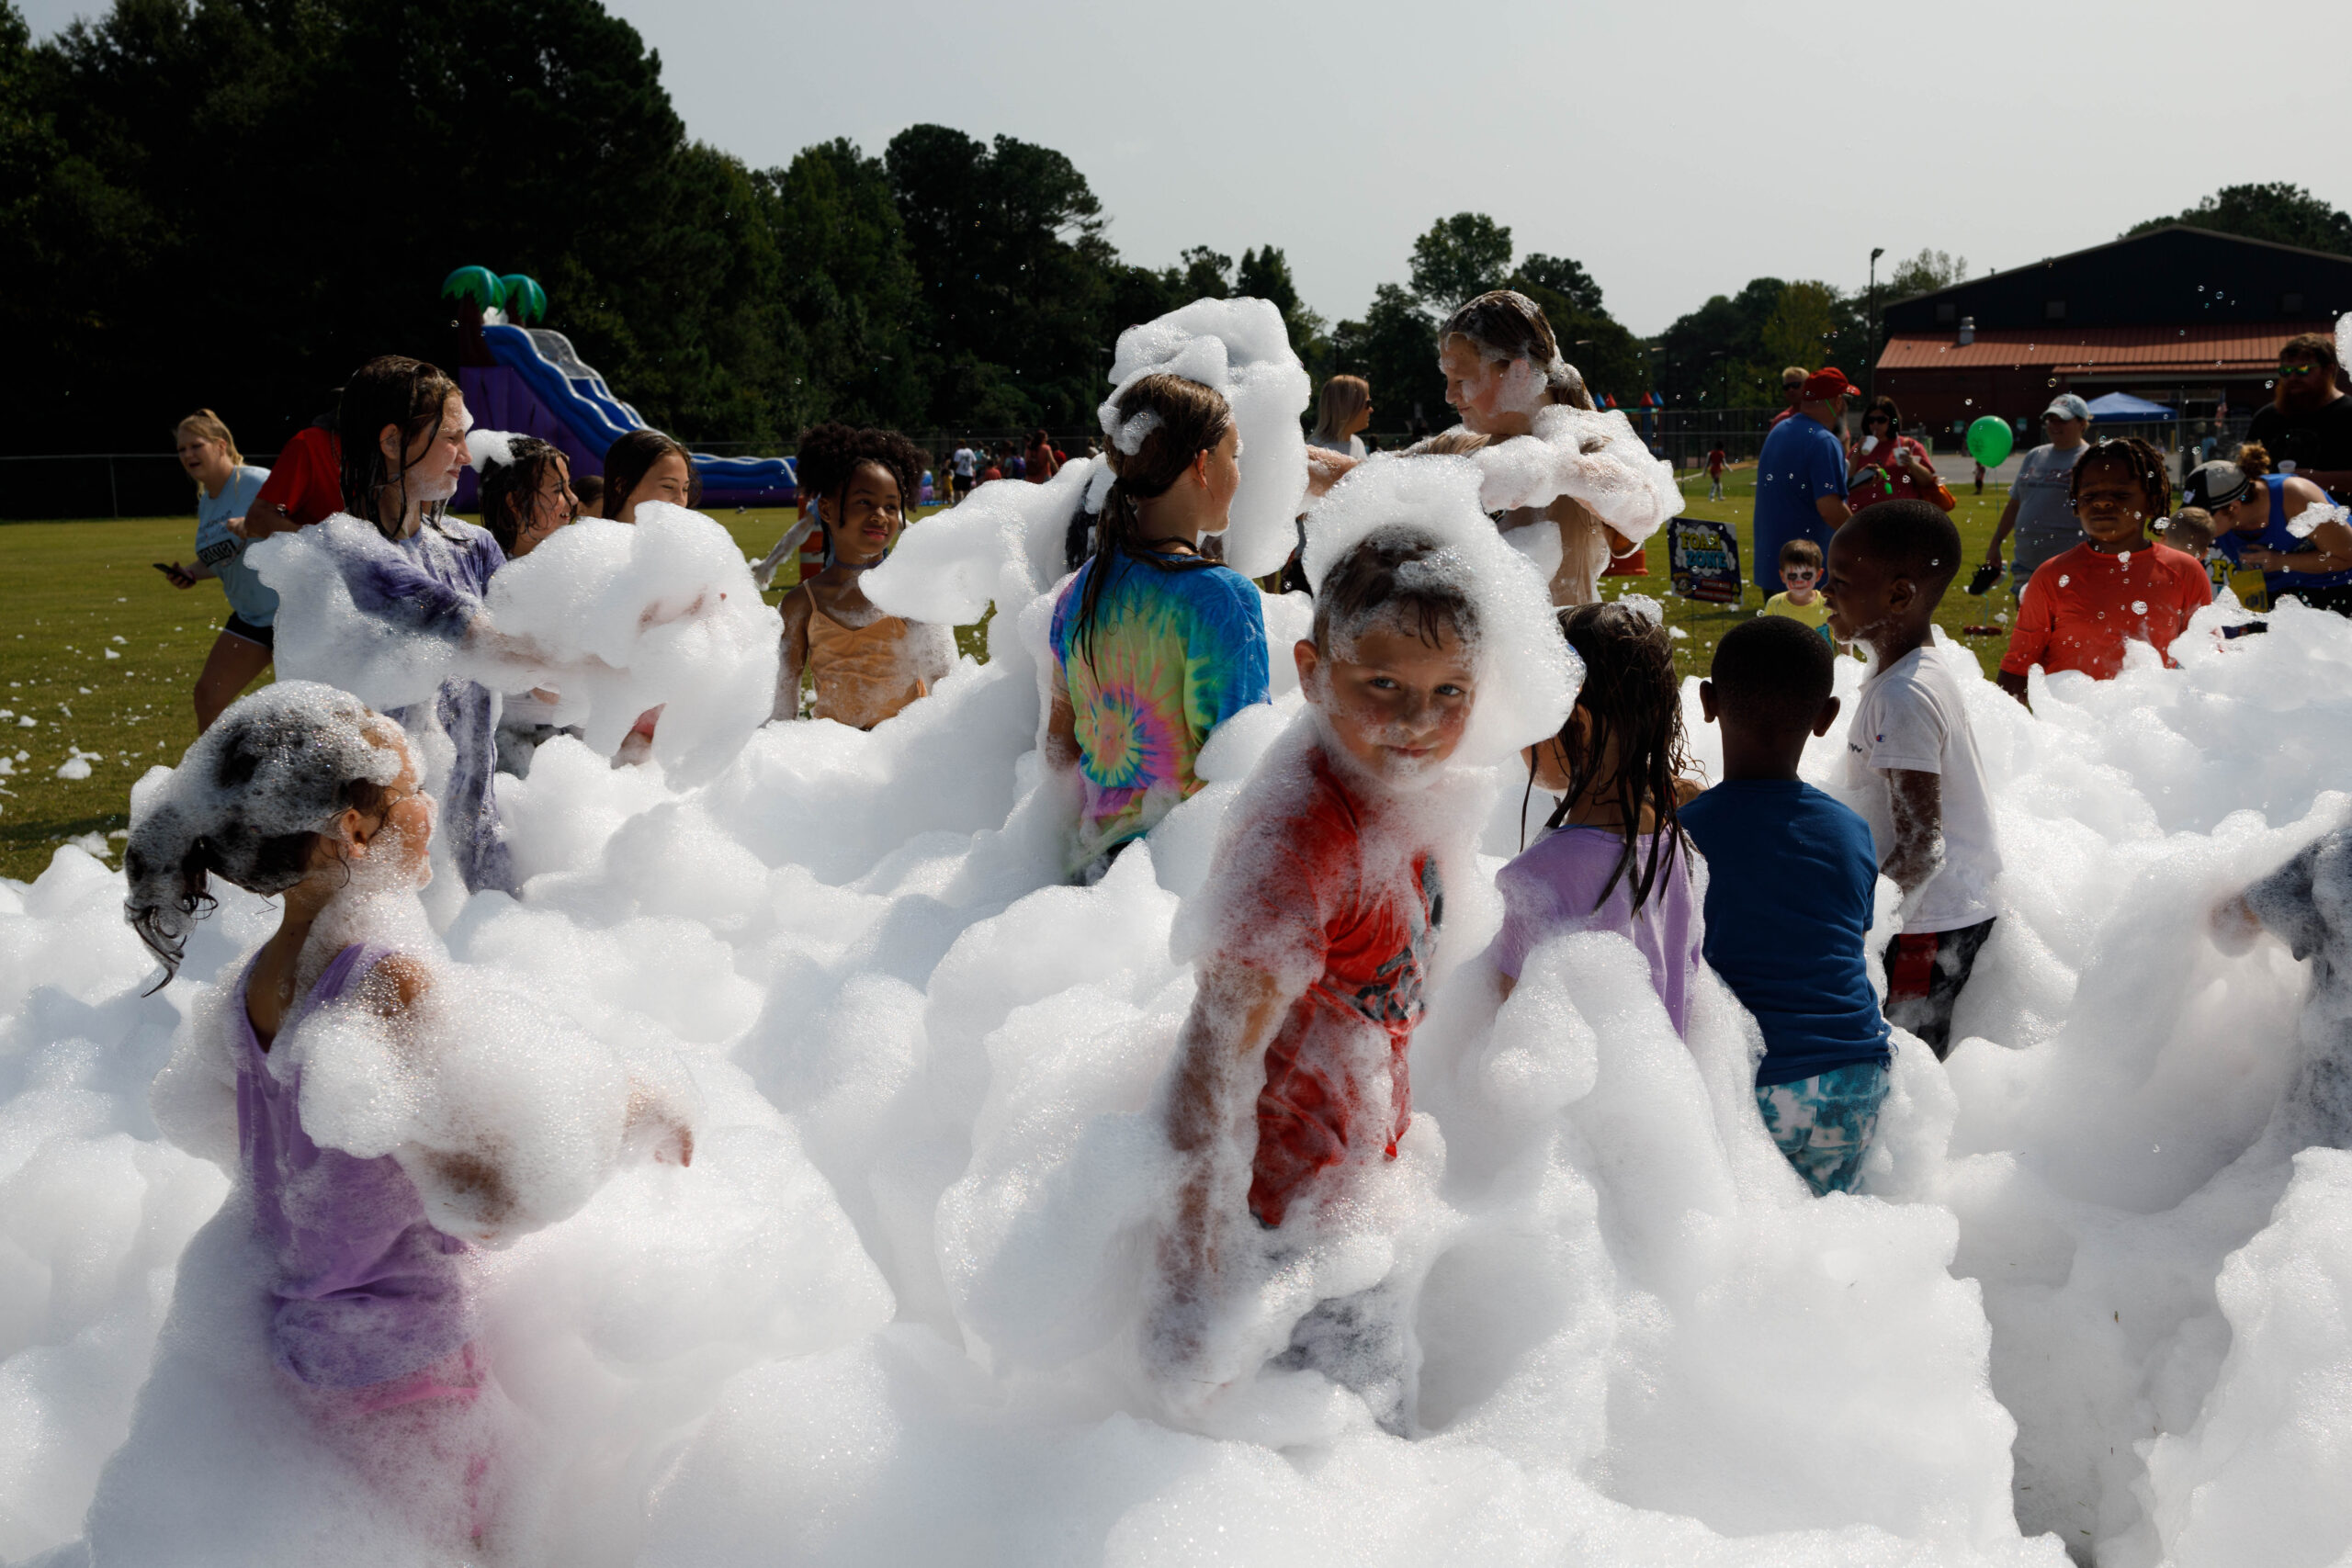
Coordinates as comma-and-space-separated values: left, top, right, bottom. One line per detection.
1751, 367, 1856, 592
1683, 615, 1894, 1195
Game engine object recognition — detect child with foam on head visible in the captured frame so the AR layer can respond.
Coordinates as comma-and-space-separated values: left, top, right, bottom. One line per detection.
1823, 500, 2003, 1060
1996, 436, 2211, 704
772, 423, 954, 728
1046, 373, 1272, 883
1762, 536, 1832, 640
115, 682, 692, 1556
1492, 602, 1704, 1033
1686, 616, 1894, 1194
1150, 524, 1487, 1434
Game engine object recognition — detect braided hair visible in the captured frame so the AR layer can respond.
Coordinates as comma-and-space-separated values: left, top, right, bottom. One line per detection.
1071, 374, 1234, 664
2068, 435, 2172, 526
1533, 602, 1691, 913
337, 356, 461, 541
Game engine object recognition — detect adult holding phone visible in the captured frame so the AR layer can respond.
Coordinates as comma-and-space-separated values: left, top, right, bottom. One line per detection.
159, 411, 275, 730
1984, 393, 2091, 589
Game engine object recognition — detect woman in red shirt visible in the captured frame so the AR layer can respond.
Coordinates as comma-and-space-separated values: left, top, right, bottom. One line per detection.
1846, 396, 1941, 508
1999, 438, 2211, 701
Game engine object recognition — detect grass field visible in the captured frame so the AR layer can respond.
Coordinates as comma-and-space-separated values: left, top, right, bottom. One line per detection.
0, 478, 2016, 883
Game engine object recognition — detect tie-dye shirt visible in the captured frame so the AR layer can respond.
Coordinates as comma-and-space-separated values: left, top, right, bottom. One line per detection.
1049, 552, 1270, 869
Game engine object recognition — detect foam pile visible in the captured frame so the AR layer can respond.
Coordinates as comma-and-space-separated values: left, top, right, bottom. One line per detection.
7, 496, 2352, 1562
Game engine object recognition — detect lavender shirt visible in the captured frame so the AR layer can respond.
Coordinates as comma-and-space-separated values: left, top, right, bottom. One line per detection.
335, 519, 515, 894
235, 942, 471, 1388
1491, 826, 1704, 1037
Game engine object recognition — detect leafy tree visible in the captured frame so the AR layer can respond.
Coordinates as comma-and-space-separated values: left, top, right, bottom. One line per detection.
1236, 244, 1327, 362
2125, 182, 2352, 256
1760, 281, 1841, 382
763, 138, 923, 430
885, 123, 1114, 427
1516, 253, 1603, 317
1408, 211, 1513, 313
1654, 277, 1786, 407
1327, 283, 1446, 434
1179, 245, 1232, 299
1884, 247, 1966, 299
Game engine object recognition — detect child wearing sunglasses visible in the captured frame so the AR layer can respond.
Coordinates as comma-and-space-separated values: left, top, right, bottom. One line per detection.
1762, 537, 1833, 641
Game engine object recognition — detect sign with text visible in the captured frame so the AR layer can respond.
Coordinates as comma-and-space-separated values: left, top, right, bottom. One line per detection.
1668, 517, 1743, 604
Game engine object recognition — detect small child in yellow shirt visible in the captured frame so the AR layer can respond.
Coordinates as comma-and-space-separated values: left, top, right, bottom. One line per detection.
1761, 537, 1832, 640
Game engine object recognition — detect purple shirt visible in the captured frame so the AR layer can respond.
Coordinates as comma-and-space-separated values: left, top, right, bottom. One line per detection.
235, 942, 472, 1389
1491, 826, 1704, 1037
334, 519, 515, 894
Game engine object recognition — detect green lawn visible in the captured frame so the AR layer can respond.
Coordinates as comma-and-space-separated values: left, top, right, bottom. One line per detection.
1600, 467, 2015, 684
0, 485, 2014, 883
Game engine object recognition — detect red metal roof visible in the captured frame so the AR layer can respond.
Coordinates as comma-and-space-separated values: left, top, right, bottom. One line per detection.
1878, 322, 2329, 375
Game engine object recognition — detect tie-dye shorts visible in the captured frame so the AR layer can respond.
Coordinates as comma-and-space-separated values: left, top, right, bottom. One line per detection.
1755, 1060, 1891, 1196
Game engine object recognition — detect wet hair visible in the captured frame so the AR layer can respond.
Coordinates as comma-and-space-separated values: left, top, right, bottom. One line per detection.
122, 682, 402, 986
1072, 373, 1236, 662
1778, 537, 1823, 570
2068, 436, 2171, 525
175, 409, 243, 470
1439, 290, 1594, 411
571, 473, 605, 513
478, 435, 571, 556
600, 428, 698, 519
1406, 429, 1492, 457
793, 422, 928, 565
1861, 395, 1902, 428
1315, 375, 1372, 444
1538, 602, 1690, 912
1710, 615, 1835, 736
2161, 507, 2216, 555
338, 356, 461, 539
1310, 524, 1479, 653
1840, 500, 1962, 591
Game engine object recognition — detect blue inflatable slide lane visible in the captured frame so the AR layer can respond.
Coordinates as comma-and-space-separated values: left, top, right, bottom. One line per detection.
458, 322, 797, 509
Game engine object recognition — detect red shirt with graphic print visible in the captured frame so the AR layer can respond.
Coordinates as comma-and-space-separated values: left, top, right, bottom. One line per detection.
1217, 743, 1443, 1228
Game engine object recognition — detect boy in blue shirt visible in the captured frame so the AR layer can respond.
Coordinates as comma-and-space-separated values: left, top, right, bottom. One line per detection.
1684, 615, 1894, 1195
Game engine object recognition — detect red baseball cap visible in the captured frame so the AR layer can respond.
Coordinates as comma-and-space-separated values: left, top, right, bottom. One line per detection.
1802, 367, 1860, 400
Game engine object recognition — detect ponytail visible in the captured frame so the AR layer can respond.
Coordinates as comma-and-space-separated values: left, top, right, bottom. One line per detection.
175, 409, 243, 479
2236, 440, 2274, 479
1072, 373, 1234, 664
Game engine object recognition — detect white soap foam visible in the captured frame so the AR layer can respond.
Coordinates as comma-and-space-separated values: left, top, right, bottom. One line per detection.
12, 503, 2352, 1563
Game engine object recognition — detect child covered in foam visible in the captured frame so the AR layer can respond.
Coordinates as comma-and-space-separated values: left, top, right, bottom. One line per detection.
1149, 525, 1494, 1434
1493, 601, 1704, 1033
108, 682, 692, 1560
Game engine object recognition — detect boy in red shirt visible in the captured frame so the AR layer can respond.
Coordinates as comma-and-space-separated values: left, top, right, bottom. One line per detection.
1152, 525, 1480, 1433
1998, 437, 2211, 701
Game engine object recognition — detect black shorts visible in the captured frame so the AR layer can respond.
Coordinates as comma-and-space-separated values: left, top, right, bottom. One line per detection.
1882, 917, 1996, 1060
221, 614, 276, 651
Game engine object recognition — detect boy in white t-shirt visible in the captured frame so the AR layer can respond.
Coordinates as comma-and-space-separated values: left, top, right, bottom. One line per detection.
1822, 500, 2003, 1058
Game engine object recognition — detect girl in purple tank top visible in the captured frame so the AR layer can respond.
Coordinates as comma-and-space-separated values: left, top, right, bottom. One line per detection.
120, 682, 693, 1554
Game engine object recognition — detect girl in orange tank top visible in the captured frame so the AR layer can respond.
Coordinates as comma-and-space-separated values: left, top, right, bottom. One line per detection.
774, 423, 953, 729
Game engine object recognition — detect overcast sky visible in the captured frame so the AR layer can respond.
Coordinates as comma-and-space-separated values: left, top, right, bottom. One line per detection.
23, 0, 2348, 335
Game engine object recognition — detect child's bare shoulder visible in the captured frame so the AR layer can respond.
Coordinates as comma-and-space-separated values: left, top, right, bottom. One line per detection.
356, 952, 433, 1017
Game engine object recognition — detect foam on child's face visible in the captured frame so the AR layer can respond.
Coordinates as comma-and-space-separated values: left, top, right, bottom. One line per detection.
1308, 614, 1477, 791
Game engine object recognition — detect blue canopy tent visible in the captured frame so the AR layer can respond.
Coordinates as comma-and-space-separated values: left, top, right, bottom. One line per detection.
2086, 390, 2176, 421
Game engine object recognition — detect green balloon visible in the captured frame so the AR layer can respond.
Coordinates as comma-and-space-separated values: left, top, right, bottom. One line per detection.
1966, 415, 2014, 468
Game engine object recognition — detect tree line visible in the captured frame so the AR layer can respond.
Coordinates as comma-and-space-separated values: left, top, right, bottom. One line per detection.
2, 0, 2343, 457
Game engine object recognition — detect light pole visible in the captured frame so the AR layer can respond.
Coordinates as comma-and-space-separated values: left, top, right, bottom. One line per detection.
1866, 246, 1885, 403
